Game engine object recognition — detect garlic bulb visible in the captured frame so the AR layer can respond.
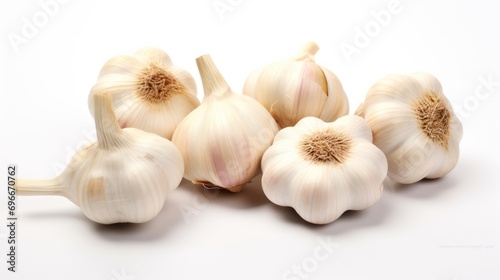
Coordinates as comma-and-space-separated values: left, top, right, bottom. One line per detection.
355, 73, 463, 184
172, 54, 280, 192
16, 93, 184, 224
261, 116, 388, 224
243, 41, 349, 128
89, 47, 200, 139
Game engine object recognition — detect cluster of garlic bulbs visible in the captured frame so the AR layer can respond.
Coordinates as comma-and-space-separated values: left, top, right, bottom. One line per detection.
259, 71, 462, 224
15, 43, 463, 226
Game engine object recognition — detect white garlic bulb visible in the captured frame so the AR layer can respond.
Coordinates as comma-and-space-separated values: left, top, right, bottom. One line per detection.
89, 47, 200, 139
355, 73, 463, 184
243, 41, 349, 128
172, 54, 280, 192
16, 93, 184, 224
261, 115, 388, 224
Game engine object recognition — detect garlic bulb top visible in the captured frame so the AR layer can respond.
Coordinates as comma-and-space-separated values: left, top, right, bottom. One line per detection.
172, 54, 280, 192
89, 47, 200, 139
243, 41, 349, 128
356, 73, 463, 184
16, 93, 184, 224
261, 115, 388, 224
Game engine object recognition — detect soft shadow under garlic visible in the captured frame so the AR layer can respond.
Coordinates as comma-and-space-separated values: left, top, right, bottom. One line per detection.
272, 196, 390, 234
386, 175, 458, 199
90, 195, 184, 242
24, 207, 86, 222
272, 205, 328, 230
216, 174, 270, 209
179, 174, 270, 210
317, 195, 391, 236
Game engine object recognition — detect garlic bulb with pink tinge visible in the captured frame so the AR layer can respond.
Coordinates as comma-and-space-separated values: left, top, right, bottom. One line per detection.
243, 41, 349, 128
172, 54, 280, 192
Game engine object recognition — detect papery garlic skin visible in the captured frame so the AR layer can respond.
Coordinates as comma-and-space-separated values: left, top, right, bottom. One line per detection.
172, 54, 280, 192
243, 42, 349, 128
356, 73, 463, 184
89, 47, 200, 139
261, 116, 387, 224
16, 93, 184, 224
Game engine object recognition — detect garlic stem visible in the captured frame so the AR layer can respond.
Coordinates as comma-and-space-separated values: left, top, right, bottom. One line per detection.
15, 177, 64, 196
293, 41, 319, 62
196, 54, 230, 98
94, 93, 123, 149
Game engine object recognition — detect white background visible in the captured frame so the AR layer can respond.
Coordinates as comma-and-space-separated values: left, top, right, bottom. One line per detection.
1, 0, 500, 279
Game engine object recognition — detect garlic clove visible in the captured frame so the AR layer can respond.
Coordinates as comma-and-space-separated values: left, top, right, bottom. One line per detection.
89, 47, 200, 140
241, 66, 263, 100
172, 54, 280, 192
243, 41, 349, 128
318, 67, 349, 121
262, 115, 387, 224
357, 73, 463, 184
16, 93, 184, 224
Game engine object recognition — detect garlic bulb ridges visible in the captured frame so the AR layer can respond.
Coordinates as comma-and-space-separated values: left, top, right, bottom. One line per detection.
356, 72, 463, 184
16, 93, 184, 224
172, 54, 280, 192
261, 116, 388, 224
89, 47, 200, 139
243, 41, 349, 128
